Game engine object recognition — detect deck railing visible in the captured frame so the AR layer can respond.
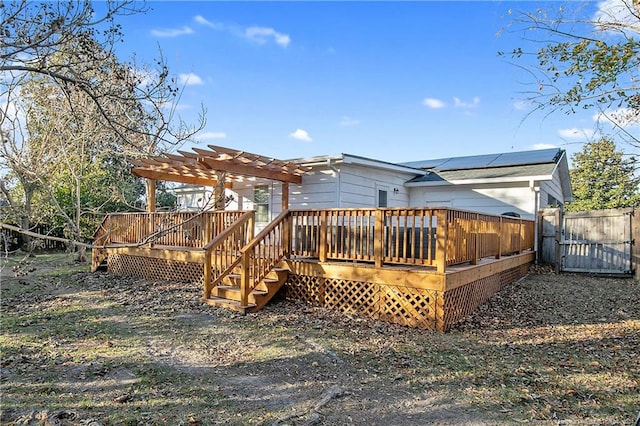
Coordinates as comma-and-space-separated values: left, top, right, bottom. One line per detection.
93, 210, 246, 248
240, 210, 290, 306
202, 211, 255, 298
291, 207, 535, 272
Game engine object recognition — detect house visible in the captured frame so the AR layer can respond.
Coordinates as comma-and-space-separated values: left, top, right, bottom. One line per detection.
402, 148, 572, 219
92, 145, 551, 331
169, 184, 214, 211
171, 147, 572, 223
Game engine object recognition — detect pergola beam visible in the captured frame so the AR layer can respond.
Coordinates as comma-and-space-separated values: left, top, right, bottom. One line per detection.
130, 145, 310, 211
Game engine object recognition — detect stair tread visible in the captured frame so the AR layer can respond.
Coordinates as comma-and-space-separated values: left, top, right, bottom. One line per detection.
203, 296, 257, 311
215, 285, 268, 296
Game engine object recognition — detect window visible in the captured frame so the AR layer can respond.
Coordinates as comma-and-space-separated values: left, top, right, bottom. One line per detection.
254, 185, 270, 222
378, 189, 388, 208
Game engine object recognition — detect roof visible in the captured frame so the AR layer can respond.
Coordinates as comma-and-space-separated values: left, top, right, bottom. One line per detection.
407, 163, 557, 184
401, 148, 563, 172
291, 153, 425, 175
403, 148, 573, 200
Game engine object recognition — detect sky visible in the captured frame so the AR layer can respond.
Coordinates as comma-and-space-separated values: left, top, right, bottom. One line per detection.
109, 1, 636, 164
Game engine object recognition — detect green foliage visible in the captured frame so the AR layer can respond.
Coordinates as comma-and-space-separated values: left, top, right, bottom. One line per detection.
567, 137, 640, 211
507, 2, 640, 146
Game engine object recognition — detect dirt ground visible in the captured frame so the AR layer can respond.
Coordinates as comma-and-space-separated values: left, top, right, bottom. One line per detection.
1, 254, 639, 425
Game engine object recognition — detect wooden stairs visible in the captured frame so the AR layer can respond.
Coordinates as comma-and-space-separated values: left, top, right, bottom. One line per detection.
201, 265, 289, 314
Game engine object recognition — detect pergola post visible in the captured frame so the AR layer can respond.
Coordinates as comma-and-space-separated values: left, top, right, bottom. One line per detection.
146, 179, 156, 213
146, 179, 156, 246
281, 182, 290, 257
281, 182, 289, 211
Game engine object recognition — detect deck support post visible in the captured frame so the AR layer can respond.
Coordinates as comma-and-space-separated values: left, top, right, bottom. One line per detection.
374, 209, 384, 268
496, 217, 502, 259
517, 219, 523, 254
319, 211, 328, 262
203, 251, 212, 299
471, 213, 479, 265
240, 251, 250, 307
435, 209, 447, 274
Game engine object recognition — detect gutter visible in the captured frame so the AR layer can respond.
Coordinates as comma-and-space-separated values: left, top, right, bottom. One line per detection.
404, 174, 554, 187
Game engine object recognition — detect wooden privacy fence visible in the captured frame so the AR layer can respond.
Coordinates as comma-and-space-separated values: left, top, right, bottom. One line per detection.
290, 207, 534, 272
539, 207, 637, 276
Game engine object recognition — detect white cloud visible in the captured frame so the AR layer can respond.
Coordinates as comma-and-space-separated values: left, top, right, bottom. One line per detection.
339, 116, 360, 127
593, 0, 639, 34
289, 129, 312, 142
422, 98, 445, 109
453, 96, 480, 108
532, 143, 559, 150
558, 128, 594, 140
178, 73, 204, 86
592, 107, 640, 128
197, 131, 227, 140
513, 100, 531, 111
194, 15, 221, 29
245, 27, 291, 47
151, 26, 194, 38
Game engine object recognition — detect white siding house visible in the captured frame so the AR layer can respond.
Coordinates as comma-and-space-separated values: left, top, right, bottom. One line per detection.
170, 148, 572, 223
402, 148, 572, 219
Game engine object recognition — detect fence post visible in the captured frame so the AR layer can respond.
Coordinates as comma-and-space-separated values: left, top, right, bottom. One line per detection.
435, 209, 447, 273
374, 209, 384, 267
554, 208, 562, 273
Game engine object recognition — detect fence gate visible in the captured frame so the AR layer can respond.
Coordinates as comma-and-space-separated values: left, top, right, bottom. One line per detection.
559, 208, 633, 274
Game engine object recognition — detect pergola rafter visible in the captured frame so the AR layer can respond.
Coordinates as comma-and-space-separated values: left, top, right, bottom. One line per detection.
130, 145, 310, 212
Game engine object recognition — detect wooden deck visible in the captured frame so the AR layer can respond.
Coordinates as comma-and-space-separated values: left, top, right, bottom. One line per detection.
93, 207, 535, 331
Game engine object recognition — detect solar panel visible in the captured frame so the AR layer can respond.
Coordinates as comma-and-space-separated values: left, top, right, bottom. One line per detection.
487, 149, 560, 168
401, 148, 560, 171
402, 158, 452, 169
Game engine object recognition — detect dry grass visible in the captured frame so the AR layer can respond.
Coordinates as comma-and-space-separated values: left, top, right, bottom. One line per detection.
1, 253, 638, 425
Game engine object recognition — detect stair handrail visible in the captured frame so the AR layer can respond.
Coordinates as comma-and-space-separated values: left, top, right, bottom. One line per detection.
238, 209, 290, 306
202, 211, 255, 299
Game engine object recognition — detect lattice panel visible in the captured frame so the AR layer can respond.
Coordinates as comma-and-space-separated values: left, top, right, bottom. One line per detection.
323, 279, 379, 318
440, 265, 528, 331
285, 274, 325, 305
285, 274, 439, 330
108, 254, 203, 284
378, 285, 437, 329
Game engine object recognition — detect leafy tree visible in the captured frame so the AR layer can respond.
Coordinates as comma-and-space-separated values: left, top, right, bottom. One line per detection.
505, 0, 639, 148
567, 137, 640, 211
1, 1, 205, 258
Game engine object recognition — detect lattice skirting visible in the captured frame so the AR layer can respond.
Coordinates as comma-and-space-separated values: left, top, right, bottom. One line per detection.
440, 263, 529, 331
107, 254, 204, 284
285, 263, 529, 331
285, 275, 439, 330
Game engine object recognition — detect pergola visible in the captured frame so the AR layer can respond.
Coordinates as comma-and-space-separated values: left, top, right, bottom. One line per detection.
130, 145, 309, 212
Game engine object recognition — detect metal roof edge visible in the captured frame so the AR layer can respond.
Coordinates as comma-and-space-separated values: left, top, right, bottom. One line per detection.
342, 153, 426, 175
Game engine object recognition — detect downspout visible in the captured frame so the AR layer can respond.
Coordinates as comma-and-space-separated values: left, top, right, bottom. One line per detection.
531, 179, 540, 263
327, 158, 340, 208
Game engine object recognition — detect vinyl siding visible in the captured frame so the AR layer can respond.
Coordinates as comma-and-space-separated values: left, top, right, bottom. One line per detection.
409, 183, 537, 219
